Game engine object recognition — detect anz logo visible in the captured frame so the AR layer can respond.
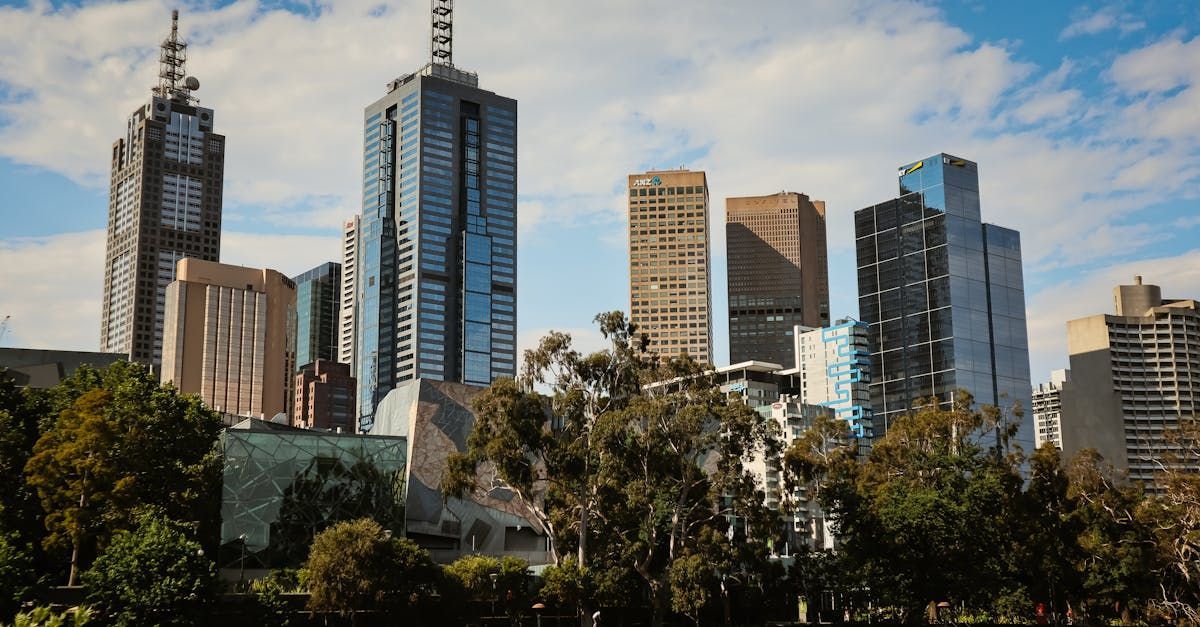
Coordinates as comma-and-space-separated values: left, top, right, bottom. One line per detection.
632, 175, 663, 187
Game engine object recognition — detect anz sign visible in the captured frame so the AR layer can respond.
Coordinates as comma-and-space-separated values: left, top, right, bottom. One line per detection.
632, 175, 662, 187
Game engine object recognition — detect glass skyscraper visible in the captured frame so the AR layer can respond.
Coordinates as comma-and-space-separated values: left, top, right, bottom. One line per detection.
854, 154, 1031, 451
293, 262, 341, 368
356, 62, 517, 432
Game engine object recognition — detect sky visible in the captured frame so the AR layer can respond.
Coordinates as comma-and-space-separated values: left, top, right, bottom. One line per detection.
1, 0, 1199, 385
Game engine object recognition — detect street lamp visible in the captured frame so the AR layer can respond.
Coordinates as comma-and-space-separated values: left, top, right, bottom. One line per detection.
490, 572, 499, 617
237, 533, 247, 587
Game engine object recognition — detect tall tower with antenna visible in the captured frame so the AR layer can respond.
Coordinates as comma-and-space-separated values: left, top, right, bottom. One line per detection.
352, 1, 518, 432
100, 10, 225, 366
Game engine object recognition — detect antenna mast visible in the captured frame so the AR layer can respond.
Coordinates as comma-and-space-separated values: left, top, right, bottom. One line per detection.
431, 0, 453, 66
154, 10, 195, 102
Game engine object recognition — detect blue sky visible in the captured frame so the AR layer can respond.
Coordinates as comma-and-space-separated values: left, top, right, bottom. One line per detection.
1, 0, 1199, 384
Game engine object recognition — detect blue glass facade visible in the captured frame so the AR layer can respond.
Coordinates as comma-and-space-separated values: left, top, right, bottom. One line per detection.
855, 154, 1032, 451
356, 67, 517, 432
817, 319, 873, 439
292, 262, 340, 368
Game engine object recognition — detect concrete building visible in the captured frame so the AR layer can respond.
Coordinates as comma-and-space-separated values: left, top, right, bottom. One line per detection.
293, 262, 340, 368
161, 259, 296, 422
727, 192, 829, 365
293, 359, 356, 432
1032, 369, 1070, 450
794, 320, 873, 439
0, 348, 125, 388
338, 216, 359, 368
628, 169, 713, 363
854, 154, 1032, 450
1060, 277, 1200, 486
356, 16, 517, 432
100, 12, 224, 366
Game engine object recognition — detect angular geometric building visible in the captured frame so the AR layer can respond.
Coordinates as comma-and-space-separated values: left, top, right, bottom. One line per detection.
627, 169, 713, 364
854, 154, 1032, 450
293, 262, 341, 368
100, 11, 224, 366
1060, 277, 1200, 487
356, 5, 517, 431
727, 191, 829, 365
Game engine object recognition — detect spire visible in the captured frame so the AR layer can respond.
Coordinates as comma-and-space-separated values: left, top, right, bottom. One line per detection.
431, 0, 453, 66
154, 10, 197, 102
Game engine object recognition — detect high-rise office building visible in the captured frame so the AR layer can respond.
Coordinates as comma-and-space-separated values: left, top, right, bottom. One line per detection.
356, 4, 517, 431
100, 11, 224, 366
627, 169, 712, 363
339, 216, 360, 367
727, 192, 829, 365
793, 320, 873, 439
161, 259, 296, 422
854, 154, 1032, 449
1059, 277, 1199, 487
1032, 369, 1070, 450
293, 262, 340, 368
293, 359, 356, 432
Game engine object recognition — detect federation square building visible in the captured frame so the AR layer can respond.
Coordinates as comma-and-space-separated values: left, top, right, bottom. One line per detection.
854, 154, 1032, 451
355, 59, 517, 432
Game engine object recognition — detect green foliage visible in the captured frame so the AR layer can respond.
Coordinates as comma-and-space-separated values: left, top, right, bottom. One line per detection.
668, 554, 712, 626
81, 512, 216, 626
23, 362, 222, 583
443, 554, 531, 617
6, 605, 92, 627
304, 518, 436, 616
539, 556, 591, 611
0, 530, 35, 620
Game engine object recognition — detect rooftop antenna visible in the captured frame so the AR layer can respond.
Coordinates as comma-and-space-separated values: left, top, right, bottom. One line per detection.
154, 10, 199, 103
431, 0, 453, 66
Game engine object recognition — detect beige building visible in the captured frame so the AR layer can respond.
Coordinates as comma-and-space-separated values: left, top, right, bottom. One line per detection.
1060, 277, 1200, 487
161, 258, 297, 422
338, 216, 359, 368
727, 192, 829, 365
627, 169, 712, 363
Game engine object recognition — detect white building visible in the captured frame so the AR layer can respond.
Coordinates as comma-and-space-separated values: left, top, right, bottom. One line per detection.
338, 216, 359, 368
792, 319, 873, 440
1032, 369, 1070, 450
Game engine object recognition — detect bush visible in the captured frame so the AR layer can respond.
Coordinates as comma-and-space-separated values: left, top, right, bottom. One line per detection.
443, 554, 531, 618
81, 513, 215, 626
0, 530, 35, 620
7, 606, 93, 627
305, 518, 435, 616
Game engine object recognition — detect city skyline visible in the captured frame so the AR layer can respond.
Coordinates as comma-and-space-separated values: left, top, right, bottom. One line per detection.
2, 1, 1200, 387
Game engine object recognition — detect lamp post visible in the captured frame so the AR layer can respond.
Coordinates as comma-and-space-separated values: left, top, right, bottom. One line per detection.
237, 533, 247, 587
490, 572, 499, 617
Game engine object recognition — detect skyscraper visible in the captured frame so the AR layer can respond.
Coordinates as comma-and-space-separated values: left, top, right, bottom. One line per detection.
627, 169, 712, 363
293, 262, 340, 368
726, 192, 829, 365
161, 258, 296, 422
793, 320, 873, 440
1032, 369, 1070, 450
854, 154, 1032, 449
100, 11, 223, 366
1058, 277, 1200, 488
356, 4, 517, 431
339, 216, 360, 368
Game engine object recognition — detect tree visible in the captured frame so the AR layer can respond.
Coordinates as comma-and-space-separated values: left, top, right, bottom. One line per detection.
81, 512, 216, 626
540, 557, 591, 619
1014, 444, 1085, 616
0, 530, 35, 620
669, 553, 712, 626
443, 554, 531, 621
23, 362, 222, 584
305, 518, 436, 620
1138, 422, 1200, 624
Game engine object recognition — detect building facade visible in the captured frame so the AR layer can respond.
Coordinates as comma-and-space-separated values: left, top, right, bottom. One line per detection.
339, 216, 360, 368
293, 262, 340, 368
854, 154, 1032, 450
0, 349, 125, 388
356, 61, 517, 432
1032, 369, 1070, 450
794, 320, 873, 439
161, 258, 296, 421
100, 12, 224, 366
628, 169, 713, 363
1060, 277, 1200, 487
727, 192, 829, 365
293, 359, 356, 432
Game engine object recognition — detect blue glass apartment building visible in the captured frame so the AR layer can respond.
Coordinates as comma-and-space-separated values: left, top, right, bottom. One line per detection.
356, 63, 517, 432
293, 262, 340, 368
854, 154, 1032, 451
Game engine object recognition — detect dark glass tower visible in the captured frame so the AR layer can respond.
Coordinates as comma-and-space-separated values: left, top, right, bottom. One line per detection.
100, 12, 223, 365
356, 49, 517, 431
293, 262, 341, 368
854, 154, 1031, 450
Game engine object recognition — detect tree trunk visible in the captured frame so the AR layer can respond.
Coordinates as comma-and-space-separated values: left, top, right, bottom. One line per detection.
67, 541, 80, 586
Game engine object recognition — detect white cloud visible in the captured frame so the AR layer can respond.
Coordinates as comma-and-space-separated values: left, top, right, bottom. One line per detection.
1060, 5, 1145, 40
0, 229, 340, 351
